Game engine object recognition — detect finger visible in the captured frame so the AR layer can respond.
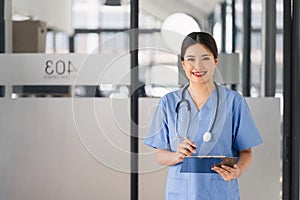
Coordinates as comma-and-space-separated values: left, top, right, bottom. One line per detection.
175, 152, 186, 163
177, 145, 192, 154
184, 138, 197, 148
220, 169, 238, 180
178, 152, 186, 159
176, 143, 187, 153
178, 148, 191, 157
222, 173, 232, 181
221, 165, 233, 172
184, 148, 194, 156
183, 138, 196, 147
177, 141, 192, 149
211, 166, 223, 173
211, 167, 218, 173
218, 167, 229, 174
218, 170, 232, 179
212, 166, 238, 181
184, 144, 196, 153
233, 164, 239, 169
178, 141, 196, 154
212, 166, 230, 176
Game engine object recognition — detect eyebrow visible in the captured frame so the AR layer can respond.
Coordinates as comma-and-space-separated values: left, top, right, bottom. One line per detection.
185, 54, 210, 58
185, 55, 195, 58
201, 54, 210, 57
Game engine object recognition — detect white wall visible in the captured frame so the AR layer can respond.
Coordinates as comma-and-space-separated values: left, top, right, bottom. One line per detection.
13, 0, 72, 34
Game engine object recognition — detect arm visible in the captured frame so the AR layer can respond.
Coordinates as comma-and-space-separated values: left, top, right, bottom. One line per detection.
156, 138, 197, 166
156, 149, 185, 166
236, 148, 253, 174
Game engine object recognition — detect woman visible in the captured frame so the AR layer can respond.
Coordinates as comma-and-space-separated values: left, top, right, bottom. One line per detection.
143, 32, 263, 200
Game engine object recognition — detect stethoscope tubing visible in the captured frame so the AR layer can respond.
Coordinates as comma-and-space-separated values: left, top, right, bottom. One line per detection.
174, 82, 219, 141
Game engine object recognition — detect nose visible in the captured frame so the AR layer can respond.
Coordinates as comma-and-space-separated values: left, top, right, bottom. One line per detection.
194, 60, 203, 69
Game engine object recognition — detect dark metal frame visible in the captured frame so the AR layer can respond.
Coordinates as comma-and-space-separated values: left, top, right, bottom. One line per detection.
231, 0, 236, 53
231, 0, 237, 91
283, 0, 300, 199
69, 35, 74, 53
264, 0, 276, 97
0, 0, 5, 53
242, 0, 251, 96
130, 1, 139, 200
0, 85, 4, 97
221, 1, 227, 53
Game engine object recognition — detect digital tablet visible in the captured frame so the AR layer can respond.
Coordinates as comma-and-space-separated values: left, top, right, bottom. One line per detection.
180, 156, 238, 173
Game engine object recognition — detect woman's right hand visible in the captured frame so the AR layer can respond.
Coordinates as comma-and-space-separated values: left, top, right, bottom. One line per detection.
156, 138, 197, 166
176, 138, 197, 161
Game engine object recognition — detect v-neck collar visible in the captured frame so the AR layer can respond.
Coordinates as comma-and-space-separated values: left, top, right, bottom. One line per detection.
184, 86, 217, 113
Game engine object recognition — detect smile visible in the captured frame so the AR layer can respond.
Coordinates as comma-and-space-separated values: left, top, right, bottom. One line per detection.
192, 71, 207, 77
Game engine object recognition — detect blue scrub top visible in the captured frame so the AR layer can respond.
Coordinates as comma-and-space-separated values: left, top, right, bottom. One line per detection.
144, 84, 263, 200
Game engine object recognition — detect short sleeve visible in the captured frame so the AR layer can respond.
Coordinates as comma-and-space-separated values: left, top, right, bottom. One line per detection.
232, 98, 263, 151
143, 98, 171, 150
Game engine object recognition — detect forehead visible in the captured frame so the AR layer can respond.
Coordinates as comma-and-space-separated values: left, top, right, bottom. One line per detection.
184, 43, 212, 56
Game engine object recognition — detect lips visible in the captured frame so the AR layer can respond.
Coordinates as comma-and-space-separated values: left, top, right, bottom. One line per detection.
192, 71, 207, 77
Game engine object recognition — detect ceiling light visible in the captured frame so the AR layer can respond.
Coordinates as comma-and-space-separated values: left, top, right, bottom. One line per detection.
104, 0, 121, 6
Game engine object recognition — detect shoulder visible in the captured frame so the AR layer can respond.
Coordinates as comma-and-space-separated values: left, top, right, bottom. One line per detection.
159, 88, 182, 109
224, 86, 243, 101
216, 84, 245, 108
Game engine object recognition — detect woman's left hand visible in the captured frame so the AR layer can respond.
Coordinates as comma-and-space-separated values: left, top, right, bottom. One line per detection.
211, 164, 241, 181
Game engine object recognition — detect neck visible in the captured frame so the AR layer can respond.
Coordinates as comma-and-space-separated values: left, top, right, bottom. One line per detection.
188, 81, 216, 110
189, 81, 215, 96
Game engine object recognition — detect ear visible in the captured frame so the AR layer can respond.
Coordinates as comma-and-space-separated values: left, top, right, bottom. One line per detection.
182, 61, 186, 70
214, 58, 218, 66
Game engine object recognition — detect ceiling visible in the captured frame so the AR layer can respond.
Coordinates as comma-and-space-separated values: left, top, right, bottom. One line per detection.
140, 0, 225, 29
11, 0, 224, 34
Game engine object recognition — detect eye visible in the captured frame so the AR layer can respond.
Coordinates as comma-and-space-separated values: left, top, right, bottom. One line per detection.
202, 57, 210, 61
187, 58, 195, 62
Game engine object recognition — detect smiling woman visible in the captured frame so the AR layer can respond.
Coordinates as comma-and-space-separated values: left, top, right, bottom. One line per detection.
143, 32, 263, 200
182, 44, 217, 85
181, 32, 218, 90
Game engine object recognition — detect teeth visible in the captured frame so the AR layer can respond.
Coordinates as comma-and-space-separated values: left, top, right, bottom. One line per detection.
193, 71, 206, 76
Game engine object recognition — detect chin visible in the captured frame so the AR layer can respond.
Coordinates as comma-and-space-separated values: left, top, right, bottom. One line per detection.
191, 78, 212, 85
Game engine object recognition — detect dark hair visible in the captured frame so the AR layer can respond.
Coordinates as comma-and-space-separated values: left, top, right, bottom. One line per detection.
180, 32, 218, 61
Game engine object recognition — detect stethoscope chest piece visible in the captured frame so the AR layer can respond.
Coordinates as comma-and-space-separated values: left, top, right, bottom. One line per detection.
203, 131, 212, 142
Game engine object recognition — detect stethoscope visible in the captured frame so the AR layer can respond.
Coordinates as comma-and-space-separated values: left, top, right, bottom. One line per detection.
174, 82, 219, 143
